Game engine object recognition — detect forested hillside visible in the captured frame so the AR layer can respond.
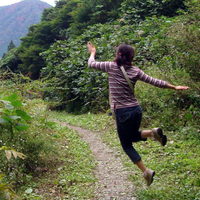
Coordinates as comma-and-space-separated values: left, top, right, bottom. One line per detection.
0, 0, 52, 57
0, 0, 199, 109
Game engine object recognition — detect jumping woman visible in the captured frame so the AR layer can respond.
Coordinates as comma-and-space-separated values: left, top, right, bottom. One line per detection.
87, 42, 189, 186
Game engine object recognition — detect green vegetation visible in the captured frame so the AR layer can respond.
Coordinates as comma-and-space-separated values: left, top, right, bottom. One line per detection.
0, 0, 199, 199
0, 78, 96, 199
50, 112, 200, 200
41, 14, 199, 113
19, 121, 96, 199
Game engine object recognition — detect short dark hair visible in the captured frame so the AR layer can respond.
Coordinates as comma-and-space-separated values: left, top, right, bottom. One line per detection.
114, 44, 135, 66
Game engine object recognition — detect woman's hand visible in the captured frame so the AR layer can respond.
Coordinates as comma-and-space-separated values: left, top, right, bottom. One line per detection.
174, 86, 190, 90
167, 84, 190, 90
87, 41, 96, 56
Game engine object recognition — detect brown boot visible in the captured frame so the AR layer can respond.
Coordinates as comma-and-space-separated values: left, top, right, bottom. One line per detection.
143, 169, 155, 186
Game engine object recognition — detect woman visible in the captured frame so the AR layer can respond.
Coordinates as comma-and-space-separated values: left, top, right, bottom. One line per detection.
87, 42, 189, 186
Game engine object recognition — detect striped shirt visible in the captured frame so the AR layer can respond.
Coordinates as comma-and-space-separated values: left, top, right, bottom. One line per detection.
88, 55, 167, 109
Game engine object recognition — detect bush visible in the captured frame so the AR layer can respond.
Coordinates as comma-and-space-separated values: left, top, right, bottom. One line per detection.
0, 89, 55, 188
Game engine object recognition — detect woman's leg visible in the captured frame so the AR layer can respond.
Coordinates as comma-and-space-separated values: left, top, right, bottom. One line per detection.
135, 159, 146, 172
141, 129, 167, 146
141, 130, 152, 139
115, 106, 143, 164
115, 106, 155, 186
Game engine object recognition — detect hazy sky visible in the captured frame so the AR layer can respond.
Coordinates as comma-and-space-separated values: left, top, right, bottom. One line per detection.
0, 0, 55, 7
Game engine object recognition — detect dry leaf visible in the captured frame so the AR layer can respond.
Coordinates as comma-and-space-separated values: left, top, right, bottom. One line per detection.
5, 150, 12, 160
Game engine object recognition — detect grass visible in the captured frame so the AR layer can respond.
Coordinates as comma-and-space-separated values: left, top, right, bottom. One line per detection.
50, 111, 200, 200
14, 100, 96, 200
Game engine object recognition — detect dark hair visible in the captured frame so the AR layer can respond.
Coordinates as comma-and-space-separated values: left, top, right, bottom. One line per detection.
114, 44, 135, 66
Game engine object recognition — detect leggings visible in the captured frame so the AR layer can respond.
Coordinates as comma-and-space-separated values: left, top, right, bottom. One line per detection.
114, 105, 146, 163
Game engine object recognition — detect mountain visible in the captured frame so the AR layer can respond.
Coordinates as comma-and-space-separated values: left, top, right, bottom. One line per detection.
0, 0, 52, 57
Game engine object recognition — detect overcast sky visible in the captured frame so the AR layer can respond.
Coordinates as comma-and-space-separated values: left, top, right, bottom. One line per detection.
0, 0, 55, 7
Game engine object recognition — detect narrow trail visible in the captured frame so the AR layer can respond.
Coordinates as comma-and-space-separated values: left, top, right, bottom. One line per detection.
58, 121, 137, 200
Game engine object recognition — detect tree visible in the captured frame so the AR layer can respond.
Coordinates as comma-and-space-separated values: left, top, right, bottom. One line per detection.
18, 22, 57, 79
0, 48, 22, 73
2, 53, 7, 60
7, 40, 16, 52
68, 0, 124, 35
120, 0, 187, 23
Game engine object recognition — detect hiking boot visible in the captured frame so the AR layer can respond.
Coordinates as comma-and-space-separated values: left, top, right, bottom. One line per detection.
143, 169, 155, 186
152, 128, 167, 146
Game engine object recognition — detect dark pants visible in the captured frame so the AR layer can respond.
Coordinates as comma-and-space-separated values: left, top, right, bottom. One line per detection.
114, 105, 146, 163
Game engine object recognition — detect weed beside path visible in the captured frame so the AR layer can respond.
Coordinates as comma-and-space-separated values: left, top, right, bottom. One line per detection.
18, 119, 96, 199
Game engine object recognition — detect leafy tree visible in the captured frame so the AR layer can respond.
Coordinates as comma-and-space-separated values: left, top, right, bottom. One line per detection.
0, 41, 20, 74
18, 21, 57, 79
0, 48, 22, 73
67, 0, 124, 35
90, 0, 124, 23
19, 45, 46, 79
41, 7, 55, 21
120, 0, 187, 23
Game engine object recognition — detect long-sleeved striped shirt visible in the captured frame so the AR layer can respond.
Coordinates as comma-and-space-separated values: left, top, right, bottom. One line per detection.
88, 55, 167, 109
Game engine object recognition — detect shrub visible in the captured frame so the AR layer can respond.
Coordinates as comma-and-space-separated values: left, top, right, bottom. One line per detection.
0, 91, 55, 188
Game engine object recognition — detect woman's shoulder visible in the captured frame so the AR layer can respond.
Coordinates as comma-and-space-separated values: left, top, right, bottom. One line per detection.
126, 66, 143, 77
127, 65, 141, 72
109, 61, 118, 68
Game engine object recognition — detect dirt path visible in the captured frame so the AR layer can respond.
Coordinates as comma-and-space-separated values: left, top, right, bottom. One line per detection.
58, 121, 137, 200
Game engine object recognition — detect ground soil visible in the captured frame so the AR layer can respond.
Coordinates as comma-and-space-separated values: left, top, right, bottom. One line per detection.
59, 122, 137, 200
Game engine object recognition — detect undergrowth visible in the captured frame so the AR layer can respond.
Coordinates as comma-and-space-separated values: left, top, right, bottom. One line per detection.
19, 120, 96, 199
0, 76, 96, 199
